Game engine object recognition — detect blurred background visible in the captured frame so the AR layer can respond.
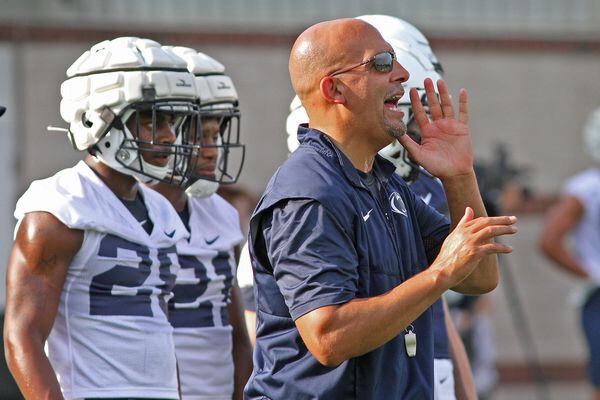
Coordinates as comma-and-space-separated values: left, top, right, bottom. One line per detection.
1, 0, 599, 398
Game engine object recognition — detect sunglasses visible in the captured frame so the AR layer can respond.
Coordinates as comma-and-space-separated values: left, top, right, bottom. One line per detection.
329, 51, 396, 77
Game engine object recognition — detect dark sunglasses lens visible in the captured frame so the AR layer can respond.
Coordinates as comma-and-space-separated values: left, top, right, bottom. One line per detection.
372, 52, 394, 72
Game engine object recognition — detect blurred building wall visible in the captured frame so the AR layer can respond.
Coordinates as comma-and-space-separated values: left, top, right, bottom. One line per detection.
1, 0, 599, 38
0, 45, 17, 308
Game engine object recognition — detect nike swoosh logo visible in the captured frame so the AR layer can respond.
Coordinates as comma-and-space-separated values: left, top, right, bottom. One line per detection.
164, 230, 176, 238
439, 375, 449, 384
361, 209, 373, 222
205, 235, 220, 245
421, 192, 432, 205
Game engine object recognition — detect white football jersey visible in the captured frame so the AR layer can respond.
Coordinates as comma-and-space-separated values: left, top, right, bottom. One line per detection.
14, 161, 187, 400
169, 194, 243, 400
564, 168, 600, 282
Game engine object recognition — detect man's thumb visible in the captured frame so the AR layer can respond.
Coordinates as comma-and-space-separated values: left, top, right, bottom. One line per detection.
460, 206, 474, 224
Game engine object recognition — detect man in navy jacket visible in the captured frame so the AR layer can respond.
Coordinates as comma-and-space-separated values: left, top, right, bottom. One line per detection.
245, 18, 517, 399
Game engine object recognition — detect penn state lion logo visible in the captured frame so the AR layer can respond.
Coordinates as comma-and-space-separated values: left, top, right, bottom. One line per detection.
389, 192, 407, 216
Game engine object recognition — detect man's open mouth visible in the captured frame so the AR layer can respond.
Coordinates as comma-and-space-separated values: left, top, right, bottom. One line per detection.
384, 93, 404, 112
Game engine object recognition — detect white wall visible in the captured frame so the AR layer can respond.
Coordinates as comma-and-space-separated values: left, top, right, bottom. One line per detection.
0, 45, 17, 309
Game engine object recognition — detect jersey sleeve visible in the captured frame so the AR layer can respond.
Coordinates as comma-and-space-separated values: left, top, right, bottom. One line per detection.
564, 172, 596, 209
261, 199, 358, 320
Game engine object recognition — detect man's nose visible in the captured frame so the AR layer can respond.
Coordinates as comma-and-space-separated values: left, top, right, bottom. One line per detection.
392, 60, 409, 84
156, 123, 176, 145
201, 138, 219, 160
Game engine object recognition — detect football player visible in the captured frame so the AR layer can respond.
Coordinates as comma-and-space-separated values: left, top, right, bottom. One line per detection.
4, 37, 200, 399
539, 108, 600, 400
152, 47, 252, 400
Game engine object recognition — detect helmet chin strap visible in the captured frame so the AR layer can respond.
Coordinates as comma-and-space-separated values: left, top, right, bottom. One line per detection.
186, 179, 219, 198
137, 157, 170, 184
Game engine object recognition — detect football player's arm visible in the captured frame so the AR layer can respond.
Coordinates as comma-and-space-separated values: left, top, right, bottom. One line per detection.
4, 212, 83, 400
228, 284, 253, 400
538, 196, 588, 278
443, 298, 477, 400
243, 310, 257, 346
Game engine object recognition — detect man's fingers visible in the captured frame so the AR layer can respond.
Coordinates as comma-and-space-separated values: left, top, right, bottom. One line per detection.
474, 225, 518, 241
458, 88, 468, 124
479, 242, 514, 255
468, 215, 518, 231
410, 88, 430, 132
436, 80, 454, 119
424, 78, 443, 121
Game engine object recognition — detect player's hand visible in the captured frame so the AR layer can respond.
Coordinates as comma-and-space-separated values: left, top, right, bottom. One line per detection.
398, 78, 473, 179
430, 207, 517, 289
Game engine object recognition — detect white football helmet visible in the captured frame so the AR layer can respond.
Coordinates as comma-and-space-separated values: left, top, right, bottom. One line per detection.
165, 47, 245, 197
356, 14, 443, 74
285, 96, 308, 153
60, 37, 201, 185
583, 107, 600, 163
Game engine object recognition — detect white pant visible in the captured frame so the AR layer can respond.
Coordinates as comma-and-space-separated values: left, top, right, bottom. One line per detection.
434, 358, 456, 400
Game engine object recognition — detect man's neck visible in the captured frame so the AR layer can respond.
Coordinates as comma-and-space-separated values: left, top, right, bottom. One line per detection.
84, 155, 139, 201
150, 182, 188, 212
311, 123, 377, 173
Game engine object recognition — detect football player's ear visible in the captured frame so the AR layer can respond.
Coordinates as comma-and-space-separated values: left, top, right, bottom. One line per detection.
319, 76, 346, 104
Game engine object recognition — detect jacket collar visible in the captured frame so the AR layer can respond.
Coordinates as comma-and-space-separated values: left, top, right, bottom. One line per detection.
296, 124, 396, 189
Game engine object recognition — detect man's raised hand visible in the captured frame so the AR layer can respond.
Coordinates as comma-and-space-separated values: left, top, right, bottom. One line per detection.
398, 78, 473, 179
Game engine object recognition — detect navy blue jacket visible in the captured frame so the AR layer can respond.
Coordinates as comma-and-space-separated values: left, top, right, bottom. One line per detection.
245, 126, 449, 399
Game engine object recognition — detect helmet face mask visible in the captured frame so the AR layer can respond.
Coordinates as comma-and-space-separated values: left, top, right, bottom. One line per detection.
92, 97, 203, 186
125, 99, 203, 186
378, 138, 421, 181
187, 106, 245, 186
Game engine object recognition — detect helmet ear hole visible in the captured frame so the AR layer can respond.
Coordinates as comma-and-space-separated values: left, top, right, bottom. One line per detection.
82, 113, 93, 128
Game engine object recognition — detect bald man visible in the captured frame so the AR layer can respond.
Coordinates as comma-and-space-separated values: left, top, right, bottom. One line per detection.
245, 19, 517, 399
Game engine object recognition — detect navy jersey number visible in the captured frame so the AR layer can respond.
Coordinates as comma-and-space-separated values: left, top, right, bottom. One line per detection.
213, 251, 233, 326
90, 234, 176, 316
169, 251, 233, 328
